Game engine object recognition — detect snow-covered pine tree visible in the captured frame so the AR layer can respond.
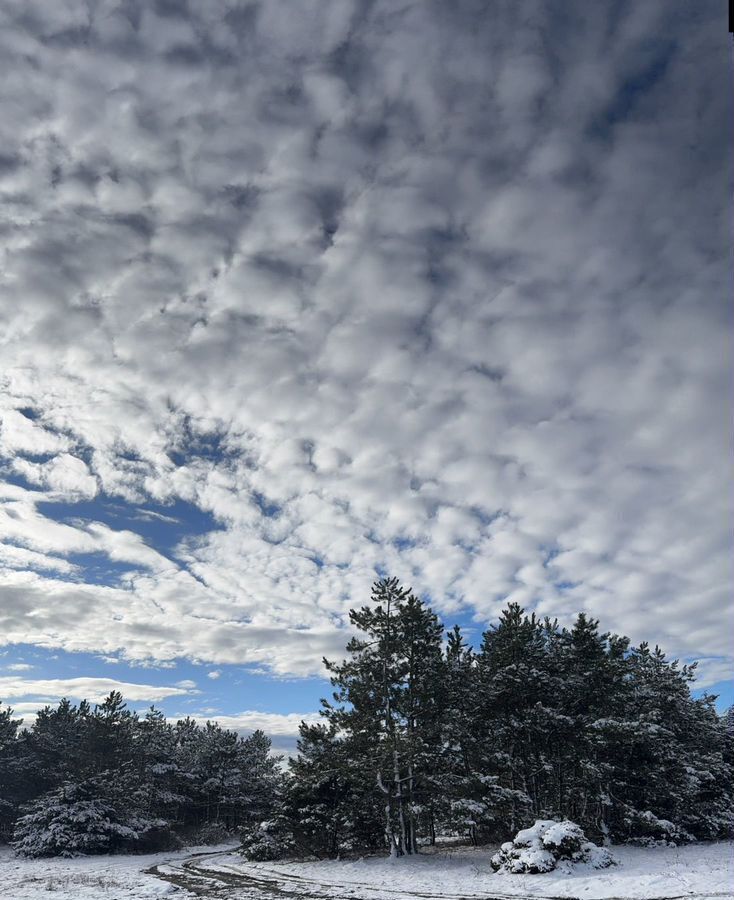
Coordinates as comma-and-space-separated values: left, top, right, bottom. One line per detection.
472, 604, 550, 834
237, 729, 283, 827
12, 769, 170, 857
431, 625, 479, 843
88, 691, 137, 775
723, 704, 734, 738
26, 698, 93, 794
134, 707, 186, 826
0, 702, 27, 841
322, 577, 445, 857
587, 643, 734, 843
394, 589, 446, 853
276, 722, 377, 859
556, 614, 630, 840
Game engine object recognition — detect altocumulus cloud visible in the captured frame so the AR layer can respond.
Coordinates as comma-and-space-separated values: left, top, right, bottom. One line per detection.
0, 2, 731, 687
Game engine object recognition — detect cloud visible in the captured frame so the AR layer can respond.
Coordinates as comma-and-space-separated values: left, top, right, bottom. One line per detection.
689, 658, 734, 690
207, 670, 221, 680
184, 710, 320, 738
0, 1, 730, 686
0, 676, 197, 704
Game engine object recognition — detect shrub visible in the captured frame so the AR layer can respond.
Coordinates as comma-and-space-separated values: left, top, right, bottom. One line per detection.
240, 818, 295, 861
624, 810, 693, 847
12, 779, 172, 858
491, 819, 615, 874
193, 821, 233, 846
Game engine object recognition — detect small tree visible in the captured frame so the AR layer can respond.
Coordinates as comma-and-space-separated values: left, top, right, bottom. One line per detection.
12, 771, 171, 857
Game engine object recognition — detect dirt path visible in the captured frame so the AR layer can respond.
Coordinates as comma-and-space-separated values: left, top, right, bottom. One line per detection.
147, 850, 501, 900
147, 850, 343, 899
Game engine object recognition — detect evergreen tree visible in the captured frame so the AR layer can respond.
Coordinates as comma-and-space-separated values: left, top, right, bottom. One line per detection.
26, 698, 93, 792
431, 626, 478, 842
722, 704, 734, 738
323, 577, 445, 856
279, 722, 378, 859
556, 614, 630, 839
0, 702, 27, 841
134, 707, 184, 824
12, 770, 170, 858
473, 604, 552, 833
88, 692, 137, 775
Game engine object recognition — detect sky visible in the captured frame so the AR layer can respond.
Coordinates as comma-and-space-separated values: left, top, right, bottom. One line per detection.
0, 0, 732, 755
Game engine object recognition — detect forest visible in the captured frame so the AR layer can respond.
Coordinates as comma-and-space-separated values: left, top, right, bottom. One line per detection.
1, 578, 732, 859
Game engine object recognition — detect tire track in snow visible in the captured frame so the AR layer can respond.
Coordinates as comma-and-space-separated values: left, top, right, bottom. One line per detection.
148, 850, 734, 900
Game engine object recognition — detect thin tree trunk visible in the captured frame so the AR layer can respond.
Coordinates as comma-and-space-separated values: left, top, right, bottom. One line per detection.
395, 746, 407, 855
408, 761, 417, 854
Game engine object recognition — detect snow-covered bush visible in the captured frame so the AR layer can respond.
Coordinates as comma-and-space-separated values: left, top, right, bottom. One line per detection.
240, 818, 295, 861
12, 780, 171, 858
491, 820, 615, 874
192, 821, 233, 845
541, 820, 586, 857
624, 810, 693, 847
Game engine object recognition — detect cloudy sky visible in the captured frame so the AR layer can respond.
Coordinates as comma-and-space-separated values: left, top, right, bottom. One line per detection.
0, 0, 731, 750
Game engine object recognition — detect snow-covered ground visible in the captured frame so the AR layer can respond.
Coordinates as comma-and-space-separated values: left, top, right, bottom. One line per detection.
0, 841, 731, 899
206, 841, 734, 899
0, 843, 236, 899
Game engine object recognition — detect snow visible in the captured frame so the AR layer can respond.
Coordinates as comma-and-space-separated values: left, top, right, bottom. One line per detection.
514, 820, 557, 847
207, 841, 734, 899
0, 843, 234, 899
541, 820, 585, 850
0, 841, 731, 899
491, 819, 615, 874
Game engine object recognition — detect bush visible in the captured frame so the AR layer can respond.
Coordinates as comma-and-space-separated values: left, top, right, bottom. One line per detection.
491, 819, 615, 874
12, 780, 173, 858
193, 821, 233, 846
624, 810, 693, 847
240, 818, 295, 861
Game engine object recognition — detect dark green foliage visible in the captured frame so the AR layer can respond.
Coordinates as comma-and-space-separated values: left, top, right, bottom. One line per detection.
11, 769, 174, 858
1, 692, 283, 856
252, 579, 733, 859
287, 722, 383, 858
0, 703, 27, 841
2, 580, 732, 859
320, 578, 446, 857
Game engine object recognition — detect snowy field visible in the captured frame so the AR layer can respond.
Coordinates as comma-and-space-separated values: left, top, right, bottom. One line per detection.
0, 843, 236, 900
0, 841, 732, 899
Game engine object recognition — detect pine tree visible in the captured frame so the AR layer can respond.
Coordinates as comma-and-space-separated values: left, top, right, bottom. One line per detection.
12, 769, 170, 858
322, 578, 446, 856
557, 614, 630, 839
134, 707, 184, 824
88, 692, 137, 775
473, 604, 550, 834
723, 704, 734, 738
0, 702, 27, 841
432, 626, 504, 845
238, 730, 282, 828
26, 698, 93, 792
284, 723, 365, 858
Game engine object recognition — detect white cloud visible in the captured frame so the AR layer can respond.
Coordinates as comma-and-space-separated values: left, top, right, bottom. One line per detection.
0, 1, 730, 686
688, 658, 734, 690
184, 710, 320, 738
207, 670, 221, 680
12, 453, 98, 498
0, 676, 197, 704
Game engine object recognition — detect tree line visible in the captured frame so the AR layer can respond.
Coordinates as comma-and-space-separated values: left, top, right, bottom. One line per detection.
241, 578, 733, 860
0, 692, 280, 856
1, 577, 733, 858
